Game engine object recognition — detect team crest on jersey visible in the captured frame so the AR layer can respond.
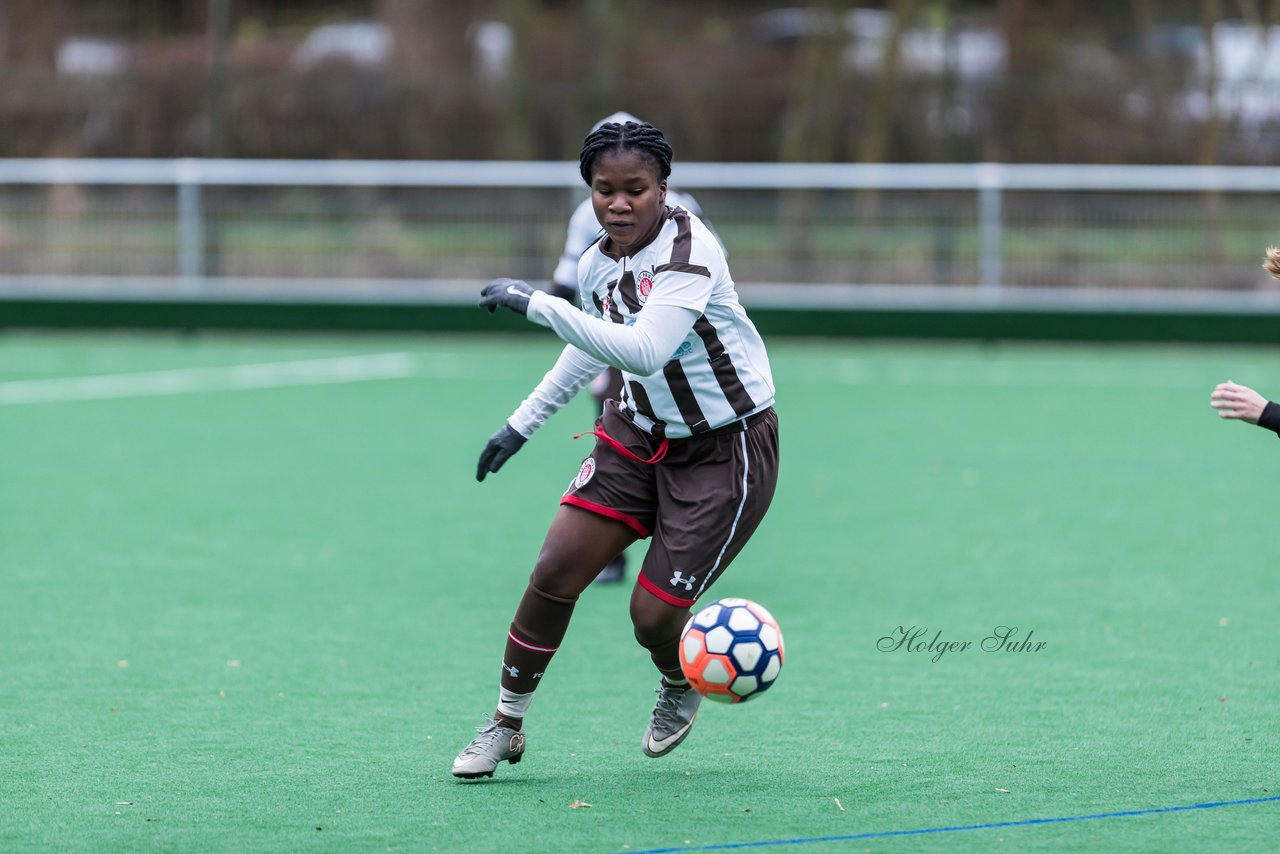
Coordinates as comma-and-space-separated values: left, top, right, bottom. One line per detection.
601, 295, 612, 316
574, 456, 596, 489
636, 270, 655, 304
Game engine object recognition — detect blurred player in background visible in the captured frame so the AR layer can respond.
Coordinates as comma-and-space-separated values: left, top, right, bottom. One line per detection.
1208, 247, 1280, 436
453, 120, 778, 779
547, 111, 725, 585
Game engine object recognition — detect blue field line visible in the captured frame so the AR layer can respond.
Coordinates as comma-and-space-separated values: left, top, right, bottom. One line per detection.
626, 795, 1280, 853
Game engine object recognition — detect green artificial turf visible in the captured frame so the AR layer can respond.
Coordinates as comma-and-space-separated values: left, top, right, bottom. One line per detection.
1, 331, 1277, 852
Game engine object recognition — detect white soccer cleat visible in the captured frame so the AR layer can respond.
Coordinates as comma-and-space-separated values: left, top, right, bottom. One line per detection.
642, 681, 702, 758
452, 716, 525, 779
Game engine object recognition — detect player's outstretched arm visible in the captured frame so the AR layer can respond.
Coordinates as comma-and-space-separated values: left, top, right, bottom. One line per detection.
1210, 381, 1280, 436
476, 423, 528, 482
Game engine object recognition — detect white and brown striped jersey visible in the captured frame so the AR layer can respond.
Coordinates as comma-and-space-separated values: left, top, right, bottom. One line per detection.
572, 206, 774, 439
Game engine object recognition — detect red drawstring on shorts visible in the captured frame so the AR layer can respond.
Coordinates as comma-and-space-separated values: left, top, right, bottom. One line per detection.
574, 425, 669, 465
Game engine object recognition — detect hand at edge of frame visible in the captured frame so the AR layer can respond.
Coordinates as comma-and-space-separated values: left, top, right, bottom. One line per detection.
1209, 380, 1267, 425
476, 423, 528, 481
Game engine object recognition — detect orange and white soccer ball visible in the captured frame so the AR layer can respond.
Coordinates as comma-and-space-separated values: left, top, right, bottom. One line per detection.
679, 598, 784, 703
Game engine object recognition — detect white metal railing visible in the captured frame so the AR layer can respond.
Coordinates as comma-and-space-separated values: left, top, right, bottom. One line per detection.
7, 157, 1280, 190
1, 158, 1278, 309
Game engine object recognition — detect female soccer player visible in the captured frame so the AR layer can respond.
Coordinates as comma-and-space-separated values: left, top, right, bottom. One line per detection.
453, 120, 779, 779
546, 111, 724, 585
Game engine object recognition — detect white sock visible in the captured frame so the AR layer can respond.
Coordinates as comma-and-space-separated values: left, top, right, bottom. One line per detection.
497, 687, 535, 721
664, 675, 689, 687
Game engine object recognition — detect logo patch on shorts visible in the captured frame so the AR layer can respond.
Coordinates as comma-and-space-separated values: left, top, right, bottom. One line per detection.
574, 456, 596, 489
636, 270, 655, 304
670, 571, 696, 591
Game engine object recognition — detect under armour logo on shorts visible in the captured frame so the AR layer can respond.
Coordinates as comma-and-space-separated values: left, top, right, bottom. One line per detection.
669, 571, 696, 591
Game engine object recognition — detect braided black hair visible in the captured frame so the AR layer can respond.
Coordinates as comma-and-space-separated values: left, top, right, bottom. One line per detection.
578, 121, 674, 186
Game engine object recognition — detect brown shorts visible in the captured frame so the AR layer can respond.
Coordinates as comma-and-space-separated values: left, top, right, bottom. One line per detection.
561, 400, 780, 607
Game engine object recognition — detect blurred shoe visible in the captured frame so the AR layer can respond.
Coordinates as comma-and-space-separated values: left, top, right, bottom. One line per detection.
452, 715, 525, 779
593, 553, 627, 584
642, 680, 701, 757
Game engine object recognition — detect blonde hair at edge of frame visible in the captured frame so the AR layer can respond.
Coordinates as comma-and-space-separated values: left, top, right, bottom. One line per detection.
1265, 246, 1280, 280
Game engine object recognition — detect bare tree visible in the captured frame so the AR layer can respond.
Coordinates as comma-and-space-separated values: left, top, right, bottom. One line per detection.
1197, 0, 1227, 270
492, 0, 537, 160
377, 0, 475, 157
855, 0, 918, 164
774, 1, 850, 277
777, 2, 848, 163
1195, 0, 1226, 165
0, 0, 66, 70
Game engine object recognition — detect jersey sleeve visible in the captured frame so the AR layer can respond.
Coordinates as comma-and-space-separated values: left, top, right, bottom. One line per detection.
1259, 400, 1280, 437
526, 291, 699, 377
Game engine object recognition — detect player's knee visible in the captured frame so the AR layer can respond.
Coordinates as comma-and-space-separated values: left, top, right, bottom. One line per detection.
630, 591, 686, 649
509, 578, 576, 650
529, 554, 584, 601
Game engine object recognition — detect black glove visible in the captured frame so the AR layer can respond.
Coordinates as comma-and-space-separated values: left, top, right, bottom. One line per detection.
476, 423, 528, 482
479, 278, 535, 317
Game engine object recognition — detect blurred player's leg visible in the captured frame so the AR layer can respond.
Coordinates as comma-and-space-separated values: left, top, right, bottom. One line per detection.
594, 553, 627, 583
591, 367, 630, 584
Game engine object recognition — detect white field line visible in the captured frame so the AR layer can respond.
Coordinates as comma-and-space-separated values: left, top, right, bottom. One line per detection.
0, 353, 420, 405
